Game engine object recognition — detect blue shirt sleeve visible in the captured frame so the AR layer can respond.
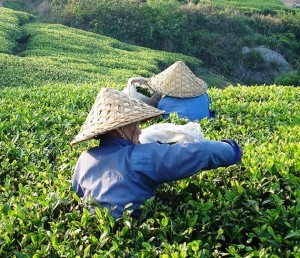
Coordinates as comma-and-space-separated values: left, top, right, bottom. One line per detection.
131, 140, 240, 184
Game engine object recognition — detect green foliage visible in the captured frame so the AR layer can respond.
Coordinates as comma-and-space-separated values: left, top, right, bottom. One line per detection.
0, 7, 34, 53
277, 10, 300, 45
57, 0, 187, 52
0, 7, 201, 88
3, 0, 45, 15
274, 70, 300, 86
208, 0, 287, 13
243, 50, 264, 71
48, 0, 300, 84
1, 84, 300, 256
3, 1, 26, 11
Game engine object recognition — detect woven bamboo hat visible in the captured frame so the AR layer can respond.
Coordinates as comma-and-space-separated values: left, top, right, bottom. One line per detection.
148, 61, 208, 98
71, 87, 164, 145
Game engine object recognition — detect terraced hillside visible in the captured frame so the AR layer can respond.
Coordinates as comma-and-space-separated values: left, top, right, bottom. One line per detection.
0, 7, 202, 88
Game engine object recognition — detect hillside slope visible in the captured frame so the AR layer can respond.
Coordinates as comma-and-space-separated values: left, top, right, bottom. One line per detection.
0, 7, 231, 88
29, 0, 300, 86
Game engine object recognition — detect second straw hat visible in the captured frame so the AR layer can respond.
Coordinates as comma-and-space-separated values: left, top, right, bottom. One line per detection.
148, 61, 208, 98
71, 87, 164, 145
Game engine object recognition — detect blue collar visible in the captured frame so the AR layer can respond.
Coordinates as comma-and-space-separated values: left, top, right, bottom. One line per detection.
100, 135, 133, 147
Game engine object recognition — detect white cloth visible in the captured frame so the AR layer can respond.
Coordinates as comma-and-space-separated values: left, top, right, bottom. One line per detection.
139, 122, 205, 144
122, 77, 152, 104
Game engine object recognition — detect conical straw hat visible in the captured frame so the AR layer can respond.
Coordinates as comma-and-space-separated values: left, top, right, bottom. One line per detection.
71, 87, 164, 145
148, 61, 208, 98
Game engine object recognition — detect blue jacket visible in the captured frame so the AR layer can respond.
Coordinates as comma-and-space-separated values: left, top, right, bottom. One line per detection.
72, 136, 241, 218
157, 93, 213, 121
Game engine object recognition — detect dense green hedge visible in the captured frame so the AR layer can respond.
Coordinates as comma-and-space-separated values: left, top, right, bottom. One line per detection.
1, 84, 299, 257
0, 7, 34, 53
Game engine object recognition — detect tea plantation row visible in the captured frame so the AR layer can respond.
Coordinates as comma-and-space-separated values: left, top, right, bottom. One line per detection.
1, 84, 299, 257
0, 7, 200, 89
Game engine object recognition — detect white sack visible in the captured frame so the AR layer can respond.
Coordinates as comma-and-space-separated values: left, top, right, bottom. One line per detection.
139, 122, 205, 144
122, 77, 152, 104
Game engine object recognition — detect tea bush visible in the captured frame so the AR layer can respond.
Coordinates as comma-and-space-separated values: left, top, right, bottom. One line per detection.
1, 84, 299, 257
0, 7, 34, 53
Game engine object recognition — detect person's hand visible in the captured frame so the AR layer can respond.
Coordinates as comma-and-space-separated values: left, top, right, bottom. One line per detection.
148, 92, 162, 107
221, 139, 242, 163
238, 144, 243, 156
